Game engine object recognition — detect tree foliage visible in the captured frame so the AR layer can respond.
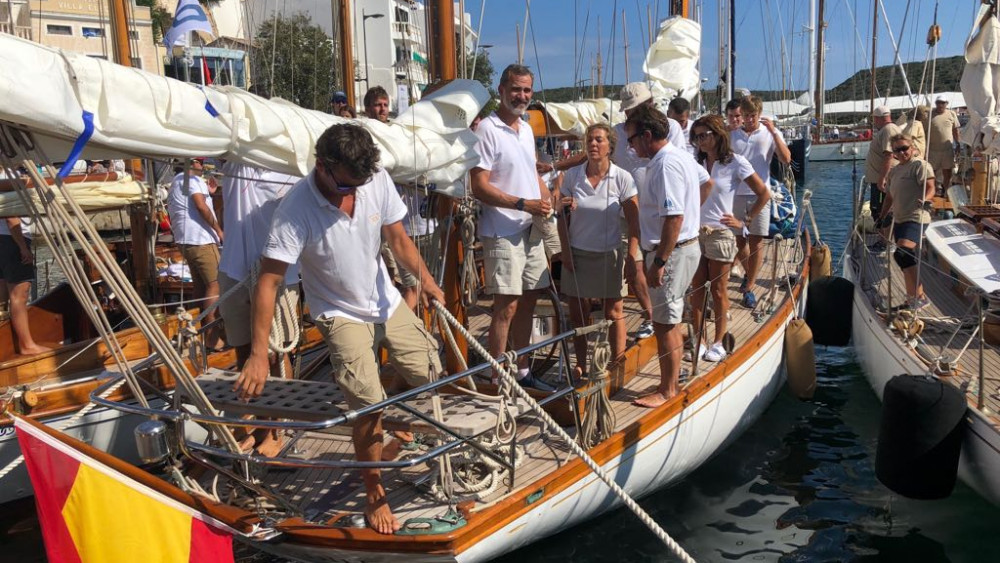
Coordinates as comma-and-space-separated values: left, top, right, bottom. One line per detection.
252, 12, 334, 111
462, 49, 497, 118
136, 0, 172, 43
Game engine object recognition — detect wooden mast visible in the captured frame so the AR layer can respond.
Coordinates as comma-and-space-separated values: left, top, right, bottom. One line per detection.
108, 0, 133, 67
430, 0, 467, 373
815, 0, 826, 135
337, 0, 356, 108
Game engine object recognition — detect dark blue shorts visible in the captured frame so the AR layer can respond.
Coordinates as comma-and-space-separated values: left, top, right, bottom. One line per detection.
893, 221, 926, 245
0, 235, 34, 284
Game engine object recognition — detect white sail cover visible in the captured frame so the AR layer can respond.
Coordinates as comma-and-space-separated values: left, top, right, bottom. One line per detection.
0, 174, 146, 217
644, 16, 702, 101
0, 34, 488, 197
542, 98, 621, 137
961, 4, 1000, 152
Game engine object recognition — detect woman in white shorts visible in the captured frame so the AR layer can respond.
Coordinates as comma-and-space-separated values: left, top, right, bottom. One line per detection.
557, 123, 639, 375
689, 115, 770, 362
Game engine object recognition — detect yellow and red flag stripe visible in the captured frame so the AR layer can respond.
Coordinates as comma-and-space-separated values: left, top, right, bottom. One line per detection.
15, 416, 237, 562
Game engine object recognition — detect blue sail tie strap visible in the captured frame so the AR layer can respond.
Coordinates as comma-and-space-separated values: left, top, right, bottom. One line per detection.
57, 111, 95, 179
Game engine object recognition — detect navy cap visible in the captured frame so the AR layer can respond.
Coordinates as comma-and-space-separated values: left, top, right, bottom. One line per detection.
332, 91, 348, 103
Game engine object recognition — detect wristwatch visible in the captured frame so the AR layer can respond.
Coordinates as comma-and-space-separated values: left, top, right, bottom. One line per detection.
515, 198, 526, 211
653, 256, 667, 268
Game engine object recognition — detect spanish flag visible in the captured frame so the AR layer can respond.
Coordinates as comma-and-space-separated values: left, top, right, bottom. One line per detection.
14, 416, 236, 562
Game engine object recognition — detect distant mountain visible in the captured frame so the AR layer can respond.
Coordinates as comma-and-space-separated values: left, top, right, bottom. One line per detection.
536, 55, 965, 108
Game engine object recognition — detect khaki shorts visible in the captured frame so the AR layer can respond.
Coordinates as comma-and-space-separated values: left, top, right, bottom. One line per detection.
562, 247, 626, 299
482, 227, 551, 295
179, 243, 219, 295
646, 241, 700, 326
315, 305, 439, 410
733, 194, 770, 238
928, 149, 955, 173
699, 226, 738, 263
218, 271, 300, 347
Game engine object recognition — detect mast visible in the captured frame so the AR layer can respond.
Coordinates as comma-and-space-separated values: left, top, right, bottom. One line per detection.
596, 17, 603, 98
869, 0, 878, 122
337, 0, 356, 108
622, 9, 629, 84
815, 0, 826, 134
109, 0, 133, 67
808, 0, 816, 124
728, 0, 735, 101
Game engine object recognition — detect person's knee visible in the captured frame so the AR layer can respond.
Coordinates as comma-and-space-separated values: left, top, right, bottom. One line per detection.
893, 246, 916, 269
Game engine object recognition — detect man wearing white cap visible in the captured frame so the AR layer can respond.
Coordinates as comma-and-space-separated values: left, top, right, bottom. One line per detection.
615, 82, 686, 340
864, 105, 901, 244
928, 95, 960, 194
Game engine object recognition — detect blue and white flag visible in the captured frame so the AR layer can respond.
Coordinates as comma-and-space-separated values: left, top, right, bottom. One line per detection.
162, 0, 214, 48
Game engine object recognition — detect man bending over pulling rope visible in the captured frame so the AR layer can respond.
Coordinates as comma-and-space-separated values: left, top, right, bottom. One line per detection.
235, 123, 445, 534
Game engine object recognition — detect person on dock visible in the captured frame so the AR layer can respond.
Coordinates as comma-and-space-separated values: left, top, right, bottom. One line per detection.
625, 105, 712, 408
614, 82, 686, 342
470, 63, 555, 391
167, 158, 225, 351
730, 95, 790, 309
864, 105, 901, 251
689, 115, 769, 363
928, 96, 960, 195
235, 123, 444, 535
875, 133, 934, 310
557, 123, 639, 375
0, 216, 49, 355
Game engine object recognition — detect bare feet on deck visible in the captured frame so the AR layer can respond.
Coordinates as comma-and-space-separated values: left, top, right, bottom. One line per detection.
365, 485, 400, 535
633, 389, 675, 408
18, 344, 52, 356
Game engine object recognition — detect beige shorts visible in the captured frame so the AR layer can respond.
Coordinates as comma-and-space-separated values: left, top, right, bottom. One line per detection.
928, 149, 955, 173
646, 241, 700, 326
699, 226, 738, 263
218, 271, 300, 348
732, 194, 770, 238
179, 243, 219, 295
482, 227, 551, 295
562, 247, 626, 299
315, 305, 439, 410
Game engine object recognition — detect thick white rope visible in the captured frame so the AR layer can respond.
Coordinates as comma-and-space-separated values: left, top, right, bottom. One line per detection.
431, 301, 696, 563
578, 339, 616, 449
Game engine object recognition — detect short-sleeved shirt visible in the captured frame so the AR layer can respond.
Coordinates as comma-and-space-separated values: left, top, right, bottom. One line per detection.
218, 163, 299, 285
928, 109, 959, 152
678, 119, 697, 157
167, 173, 218, 245
646, 143, 710, 245
864, 123, 902, 183
559, 163, 637, 252
731, 126, 784, 195
887, 159, 935, 224
612, 119, 686, 177
263, 168, 407, 323
701, 154, 755, 229
901, 119, 926, 157
0, 217, 32, 239
474, 113, 539, 238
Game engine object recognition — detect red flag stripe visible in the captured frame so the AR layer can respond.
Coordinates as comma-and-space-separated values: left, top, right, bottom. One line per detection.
190, 518, 234, 563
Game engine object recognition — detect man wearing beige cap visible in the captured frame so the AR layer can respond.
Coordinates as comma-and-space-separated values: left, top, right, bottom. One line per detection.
865, 105, 901, 246
928, 95, 960, 194
614, 82, 685, 340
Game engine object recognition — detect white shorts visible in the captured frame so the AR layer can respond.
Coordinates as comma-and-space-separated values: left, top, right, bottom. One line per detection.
733, 194, 770, 238
482, 227, 551, 296
646, 241, 700, 326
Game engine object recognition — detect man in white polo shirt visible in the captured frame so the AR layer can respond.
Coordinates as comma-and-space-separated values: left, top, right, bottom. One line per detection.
166, 157, 225, 350
234, 124, 444, 535
625, 105, 712, 408
471, 63, 555, 391
730, 95, 790, 309
614, 82, 688, 342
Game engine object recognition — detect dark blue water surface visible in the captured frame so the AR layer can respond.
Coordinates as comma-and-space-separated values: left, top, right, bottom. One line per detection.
494, 161, 1000, 562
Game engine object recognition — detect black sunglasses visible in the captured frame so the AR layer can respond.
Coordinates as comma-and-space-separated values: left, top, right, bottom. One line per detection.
627, 132, 643, 144
892, 146, 911, 153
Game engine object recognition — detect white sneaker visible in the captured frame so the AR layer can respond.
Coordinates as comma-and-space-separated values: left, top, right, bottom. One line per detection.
684, 344, 707, 362
635, 320, 654, 339
703, 342, 727, 362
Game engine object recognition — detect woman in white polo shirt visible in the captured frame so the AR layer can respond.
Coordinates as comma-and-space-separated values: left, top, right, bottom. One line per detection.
557, 123, 639, 375
689, 115, 769, 362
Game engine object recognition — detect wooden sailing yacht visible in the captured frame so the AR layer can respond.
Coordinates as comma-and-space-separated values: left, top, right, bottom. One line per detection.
2, 0, 816, 559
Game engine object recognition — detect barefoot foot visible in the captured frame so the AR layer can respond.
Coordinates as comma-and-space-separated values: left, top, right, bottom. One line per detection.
632, 390, 675, 408
18, 344, 51, 356
365, 487, 400, 535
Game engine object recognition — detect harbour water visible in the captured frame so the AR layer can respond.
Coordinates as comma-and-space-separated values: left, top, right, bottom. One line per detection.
5, 161, 1000, 561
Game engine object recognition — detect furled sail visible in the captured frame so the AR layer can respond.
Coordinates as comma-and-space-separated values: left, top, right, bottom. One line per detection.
0, 34, 488, 197
960, 4, 1000, 151
644, 16, 702, 102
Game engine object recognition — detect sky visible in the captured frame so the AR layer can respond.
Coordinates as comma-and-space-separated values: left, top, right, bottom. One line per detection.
245, 0, 980, 94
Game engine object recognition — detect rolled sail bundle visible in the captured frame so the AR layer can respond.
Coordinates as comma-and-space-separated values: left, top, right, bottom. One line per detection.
0, 34, 488, 197
0, 173, 146, 217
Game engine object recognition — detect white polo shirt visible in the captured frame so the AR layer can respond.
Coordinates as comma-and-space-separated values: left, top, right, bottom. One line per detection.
167, 173, 218, 245
646, 143, 709, 246
678, 119, 698, 157
263, 168, 407, 324
730, 126, 783, 195
701, 154, 755, 229
474, 113, 540, 238
0, 217, 32, 238
559, 163, 637, 253
613, 118, 686, 177
218, 163, 300, 285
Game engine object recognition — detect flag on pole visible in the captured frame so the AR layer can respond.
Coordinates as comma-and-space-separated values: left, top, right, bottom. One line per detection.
14, 415, 236, 563
163, 0, 214, 48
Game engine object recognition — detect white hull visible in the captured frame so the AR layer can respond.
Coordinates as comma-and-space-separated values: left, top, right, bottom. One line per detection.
0, 405, 148, 504
808, 140, 870, 162
845, 256, 1000, 506
258, 304, 798, 563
